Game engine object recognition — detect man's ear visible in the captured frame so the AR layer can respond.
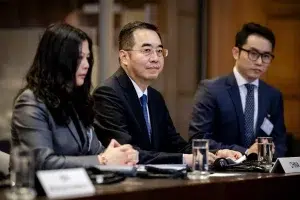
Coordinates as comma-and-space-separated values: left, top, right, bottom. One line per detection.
119, 50, 129, 66
232, 47, 240, 60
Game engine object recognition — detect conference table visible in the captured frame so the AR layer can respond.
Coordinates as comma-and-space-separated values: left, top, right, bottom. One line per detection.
1, 172, 299, 200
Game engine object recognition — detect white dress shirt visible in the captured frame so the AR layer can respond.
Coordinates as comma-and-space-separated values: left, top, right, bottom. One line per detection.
129, 78, 151, 125
233, 67, 259, 133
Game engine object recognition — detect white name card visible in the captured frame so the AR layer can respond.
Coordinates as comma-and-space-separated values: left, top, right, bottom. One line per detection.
270, 157, 300, 173
36, 168, 95, 199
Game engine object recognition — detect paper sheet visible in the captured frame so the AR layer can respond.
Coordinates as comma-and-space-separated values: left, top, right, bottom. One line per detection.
137, 164, 187, 172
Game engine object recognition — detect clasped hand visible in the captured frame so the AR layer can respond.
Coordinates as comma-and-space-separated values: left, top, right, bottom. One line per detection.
99, 139, 139, 166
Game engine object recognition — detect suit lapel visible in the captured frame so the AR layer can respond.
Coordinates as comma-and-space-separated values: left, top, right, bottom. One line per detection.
256, 81, 268, 135
147, 89, 159, 149
115, 68, 151, 147
66, 119, 83, 151
78, 121, 89, 153
226, 73, 245, 141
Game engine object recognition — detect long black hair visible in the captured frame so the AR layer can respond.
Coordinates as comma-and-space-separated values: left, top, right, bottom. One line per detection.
17, 23, 95, 127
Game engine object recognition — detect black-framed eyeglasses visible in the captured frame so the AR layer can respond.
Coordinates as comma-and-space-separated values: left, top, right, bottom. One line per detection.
123, 48, 168, 57
239, 47, 274, 64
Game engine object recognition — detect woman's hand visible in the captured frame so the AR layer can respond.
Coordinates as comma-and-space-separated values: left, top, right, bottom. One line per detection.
98, 139, 139, 165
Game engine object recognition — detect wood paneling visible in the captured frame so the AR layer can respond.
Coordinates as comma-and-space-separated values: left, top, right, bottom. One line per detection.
0, 0, 76, 28
267, 19, 300, 137
207, 0, 266, 77
156, 0, 198, 139
266, 19, 300, 95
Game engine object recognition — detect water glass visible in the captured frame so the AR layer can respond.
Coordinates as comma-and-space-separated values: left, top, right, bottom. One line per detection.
6, 145, 36, 199
257, 137, 273, 169
187, 139, 210, 180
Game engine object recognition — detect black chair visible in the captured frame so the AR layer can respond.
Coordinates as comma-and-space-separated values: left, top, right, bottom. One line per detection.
286, 132, 300, 157
0, 139, 11, 154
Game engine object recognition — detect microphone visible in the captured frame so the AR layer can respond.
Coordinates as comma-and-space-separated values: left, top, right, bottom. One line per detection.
212, 154, 247, 171
246, 153, 258, 161
212, 153, 267, 172
212, 158, 241, 171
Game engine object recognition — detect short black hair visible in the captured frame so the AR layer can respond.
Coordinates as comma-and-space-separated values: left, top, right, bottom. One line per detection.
235, 22, 275, 50
118, 21, 162, 50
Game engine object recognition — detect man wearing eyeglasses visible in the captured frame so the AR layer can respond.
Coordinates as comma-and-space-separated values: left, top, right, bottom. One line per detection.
188, 22, 287, 159
92, 21, 242, 165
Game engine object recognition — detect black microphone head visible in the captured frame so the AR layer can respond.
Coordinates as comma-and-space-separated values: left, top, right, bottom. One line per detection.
225, 158, 237, 165
213, 158, 229, 171
247, 153, 258, 161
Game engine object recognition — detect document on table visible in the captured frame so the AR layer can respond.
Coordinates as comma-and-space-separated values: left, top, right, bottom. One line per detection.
209, 173, 243, 177
137, 164, 187, 172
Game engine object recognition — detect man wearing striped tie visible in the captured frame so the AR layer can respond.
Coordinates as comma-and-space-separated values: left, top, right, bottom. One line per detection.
188, 22, 287, 159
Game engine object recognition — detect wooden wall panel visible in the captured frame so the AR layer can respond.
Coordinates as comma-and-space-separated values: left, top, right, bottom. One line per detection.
266, 19, 300, 137
156, 0, 198, 139
266, 19, 300, 97
284, 100, 300, 136
176, 14, 198, 139
207, 0, 267, 78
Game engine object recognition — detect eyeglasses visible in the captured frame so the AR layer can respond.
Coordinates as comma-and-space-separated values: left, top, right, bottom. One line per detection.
239, 47, 274, 64
124, 48, 168, 57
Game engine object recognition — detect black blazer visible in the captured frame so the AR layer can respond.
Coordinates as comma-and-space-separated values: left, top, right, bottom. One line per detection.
11, 89, 105, 170
93, 68, 189, 164
188, 73, 287, 158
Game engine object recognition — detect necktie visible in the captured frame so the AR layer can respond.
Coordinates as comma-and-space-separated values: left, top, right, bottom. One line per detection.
244, 84, 255, 147
140, 94, 152, 141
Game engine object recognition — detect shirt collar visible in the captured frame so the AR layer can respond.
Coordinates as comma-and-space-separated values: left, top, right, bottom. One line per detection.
233, 66, 259, 87
129, 77, 148, 99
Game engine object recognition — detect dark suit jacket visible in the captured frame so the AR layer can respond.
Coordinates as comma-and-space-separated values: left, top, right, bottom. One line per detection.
188, 73, 287, 158
11, 89, 105, 170
93, 68, 189, 164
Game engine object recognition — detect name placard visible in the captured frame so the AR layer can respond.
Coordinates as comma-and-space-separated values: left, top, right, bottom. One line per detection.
270, 157, 300, 173
36, 168, 95, 199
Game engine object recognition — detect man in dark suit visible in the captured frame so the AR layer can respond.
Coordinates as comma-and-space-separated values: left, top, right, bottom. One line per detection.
189, 22, 287, 158
93, 21, 196, 165
93, 21, 243, 165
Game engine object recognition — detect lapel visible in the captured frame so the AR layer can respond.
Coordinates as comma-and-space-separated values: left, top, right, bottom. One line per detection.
226, 73, 245, 140
66, 119, 83, 151
115, 68, 152, 147
147, 88, 159, 149
78, 120, 89, 153
256, 80, 269, 135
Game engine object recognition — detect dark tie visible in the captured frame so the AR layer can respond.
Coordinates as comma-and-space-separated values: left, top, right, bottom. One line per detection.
244, 84, 255, 147
140, 94, 151, 141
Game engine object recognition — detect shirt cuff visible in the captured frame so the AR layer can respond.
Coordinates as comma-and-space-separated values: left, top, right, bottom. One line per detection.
182, 154, 186, 164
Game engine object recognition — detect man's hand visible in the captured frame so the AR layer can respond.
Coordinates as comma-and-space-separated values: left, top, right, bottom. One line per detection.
183, 154, 193, 166
247, 140, 275, 155
272, 142, 275, 154
208, 152, 218, 164
216, 149, 242, 160
183, 152, 217, 167
246, 142, 258, 155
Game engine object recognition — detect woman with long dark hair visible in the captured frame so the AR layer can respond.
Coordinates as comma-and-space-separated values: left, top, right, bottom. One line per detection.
11, 23, 138, 170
